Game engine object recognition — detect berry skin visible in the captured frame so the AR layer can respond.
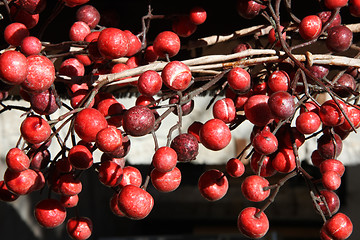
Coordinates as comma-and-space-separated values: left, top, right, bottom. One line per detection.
60, 194, 79, 208
319, 159, 345, 177
151, 167, 181, 193
189, 6, 207, 25
198, 169, 228, 201
296, 111, 321, 134
21, 36, 42, 56
118, 166, 142, 189
95, 126, 123, 153
199, 118, 232, 151
322, 171, 341, 191
97, 28, 129, 59
67, 217, 93, 240
315, 190, 340, 216
272, 148, 296, 173
137, 70, 163, 97
170, 133, 199, 162
0, 50, 28, 85
323, 213, 353, 240
326, 25, 353, 53
324, 0, 348, 9
76, 4, 100, 29
241, 175, 270, 202
122, 105, 155, 137
227, 67, 251, 93
172, 15, 197, 37
268, 70, 290, 92
152, 146, 178, 173
3, 168, 39, 195
268, 91, 295, 120
74, 108, 108, 142
117, 185, 154, 220
319, 99, 348, 127
0, 180, 19, 202
20, 115, 51, 145
268, 25, 286, 47
244, 94, 274, 126
97, 160, 124, 187
212, 98, 236, 123
252, 129, 278, 155
299, 15, 322, 40
68, 145, 93, 170
4, 22, 29, 47
58, 174, 82, 196
153, 31, 181, 58
226, 158, 245, 178
21, 55, 55, 93
161, 61, 192, 91
237, 207, 269, 239
236, 0, 264, 19
30, 89, 60, 115
69, 21, 91, 41
123, 30, 142, 57
187, 121, 203, 142
34, 198, 67, 228
6, 147, 30, 172
63, 0, 90, 7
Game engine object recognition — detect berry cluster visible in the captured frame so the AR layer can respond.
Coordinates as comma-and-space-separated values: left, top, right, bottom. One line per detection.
0, 0, 359, 239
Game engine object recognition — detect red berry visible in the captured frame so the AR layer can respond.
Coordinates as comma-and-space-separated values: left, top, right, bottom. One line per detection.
18, 0, 46, 14
97, 28, 129, 59
315, 190, 340, 216
226, 158, 245, 178
4, 22, 29, 47
60, 194, 79, 208
317, 132, 343, 159
63, 0, 90, 7
123, 30, 142, 57
95, 126, 123, 153
30, 89, 60, 115
200, 118, 232, 151
151, 167, 181, 192
21, 55, 55, 93
237, 207, 269, 239
0, 50, 28, 85
268, 91, 295, 120
172, 15, 197, 37
152, 146, 178, 172
268, 25, 286, 47
236, 0, 264, 19
189, 6, 207, 25
58, 174, 82, 196
299, 15, 322, 40
244, 94, 274, 126
20, 36, 42, 56
34, 199, 66, 228
6, 147, 30, 172
349, 0, 360, 17
67, 217, 93, 240
268, 70, 290, 92
69, 21, 91, 41
161, 61, 192, 91
68, 145, 93, 170
319, 159, 345, 177
76, 4, 100, 29
198, 169, 228, 201
250, 151, 277, 177
3, 168, 39, 195
20, 115, 51, 145
74, 108, 108, 142
323, 213, 353, 239
319, 99, 348, 127
271, 147, 296, 173
252, 129, 278, 155
137, 70, 162, 96
212, 98, 236, 123
153, 31, 181, 58
322, 171, 341, 190
296, 111, 321, 134
122, 105, 155, 137
187, 121, 203, 142
117, 185, 154, 220
227, 67, 251, 93
98, 160, 123, 187
118, 166, 142, 189
241, 175, 270, 202
324, 0, 348, 9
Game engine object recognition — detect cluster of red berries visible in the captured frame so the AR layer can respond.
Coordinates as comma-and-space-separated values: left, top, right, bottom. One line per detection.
0, 0, 359, 240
